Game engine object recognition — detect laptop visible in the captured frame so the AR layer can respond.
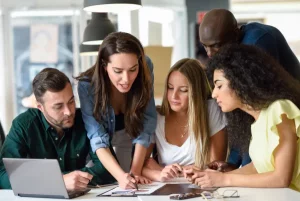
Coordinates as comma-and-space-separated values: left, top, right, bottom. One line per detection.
3, 158, 90, 199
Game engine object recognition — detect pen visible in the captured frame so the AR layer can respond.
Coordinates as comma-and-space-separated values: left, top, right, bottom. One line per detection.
129, 172, 139, 190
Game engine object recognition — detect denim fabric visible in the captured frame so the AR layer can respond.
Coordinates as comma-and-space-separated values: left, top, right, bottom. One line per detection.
78, 56, 157, 153
227, 148, 252, 167
241, 22, 300, 81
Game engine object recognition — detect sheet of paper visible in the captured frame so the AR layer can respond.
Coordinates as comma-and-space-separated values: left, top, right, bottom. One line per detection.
101, 182, 166, 195
188, 184, 201, 189
165, 177, 191, 184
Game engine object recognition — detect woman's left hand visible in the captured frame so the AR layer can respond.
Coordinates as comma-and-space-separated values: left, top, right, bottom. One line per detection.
184, 168, 225, 188
133, 175, 152, 184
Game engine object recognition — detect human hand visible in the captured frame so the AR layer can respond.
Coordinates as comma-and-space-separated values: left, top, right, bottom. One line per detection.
187, 169, 225, 188
132, 174, 152, 184
117, 173, 138, 189
206, 160, 237, 172
182, 165, 201, 179
183, 164, 199, 171
63, 171, 93, 191
159, 163, 183, 182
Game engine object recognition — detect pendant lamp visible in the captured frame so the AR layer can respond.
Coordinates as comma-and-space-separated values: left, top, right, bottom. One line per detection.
84, 0, 142, 13
82, 13, 116, 45
79, 44, 99, 56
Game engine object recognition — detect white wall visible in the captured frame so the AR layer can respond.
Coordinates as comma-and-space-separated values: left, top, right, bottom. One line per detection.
0, 12, 6, 132
0, 10, 15, 133
142, 0, 185, 8
232, 1, 300, 58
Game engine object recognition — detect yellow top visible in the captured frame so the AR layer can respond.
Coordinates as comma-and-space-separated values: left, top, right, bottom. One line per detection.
249, 99, 300, 191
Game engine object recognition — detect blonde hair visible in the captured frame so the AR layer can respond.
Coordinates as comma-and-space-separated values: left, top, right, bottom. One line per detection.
158, 58, 212, 168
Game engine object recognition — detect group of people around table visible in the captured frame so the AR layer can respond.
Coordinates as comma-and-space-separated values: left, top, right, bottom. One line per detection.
0, 9, 300, 192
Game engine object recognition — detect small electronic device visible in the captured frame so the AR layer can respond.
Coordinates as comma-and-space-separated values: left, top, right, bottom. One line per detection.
169, 192, 202, 200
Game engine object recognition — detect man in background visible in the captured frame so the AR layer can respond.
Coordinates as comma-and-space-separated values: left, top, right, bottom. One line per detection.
200, 9, 300, 81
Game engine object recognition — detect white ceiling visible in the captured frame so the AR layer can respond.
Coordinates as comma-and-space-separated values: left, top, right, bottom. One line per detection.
231, 0, 299, 2
0, 0, 185, 10
0, 0, 83, 9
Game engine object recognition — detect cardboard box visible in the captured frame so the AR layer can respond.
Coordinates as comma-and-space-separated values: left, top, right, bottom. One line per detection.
144, 46, 173, 99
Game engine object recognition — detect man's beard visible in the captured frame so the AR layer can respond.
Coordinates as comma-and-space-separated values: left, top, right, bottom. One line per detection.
43, 109, 74, 129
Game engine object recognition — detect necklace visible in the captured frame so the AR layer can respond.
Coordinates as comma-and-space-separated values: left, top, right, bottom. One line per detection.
173, 116, 188, 138
181, 126, 188, 138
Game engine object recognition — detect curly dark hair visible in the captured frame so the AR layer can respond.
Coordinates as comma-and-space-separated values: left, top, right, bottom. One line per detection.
207, 44, 300, 153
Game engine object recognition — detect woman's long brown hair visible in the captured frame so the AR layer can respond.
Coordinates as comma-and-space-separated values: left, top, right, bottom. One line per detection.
76, 32, 152, 138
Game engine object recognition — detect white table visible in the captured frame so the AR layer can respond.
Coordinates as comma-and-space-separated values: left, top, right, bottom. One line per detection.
0, 187, 138, 200
1, 187, 299, 201
140, 187, 300, 201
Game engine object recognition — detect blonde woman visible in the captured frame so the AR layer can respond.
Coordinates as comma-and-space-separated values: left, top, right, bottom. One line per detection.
142, 58, 227, 182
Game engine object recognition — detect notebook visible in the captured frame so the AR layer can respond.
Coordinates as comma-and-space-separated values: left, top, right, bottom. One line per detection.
3, 158, 90, 199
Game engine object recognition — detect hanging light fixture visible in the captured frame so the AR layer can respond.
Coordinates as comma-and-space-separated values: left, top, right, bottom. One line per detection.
82, 13, 116, 45
83, 0, 142, 13
79, 44, 99, 56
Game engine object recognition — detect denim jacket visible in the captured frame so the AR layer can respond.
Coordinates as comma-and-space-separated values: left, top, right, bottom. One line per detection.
77, 56, 157, 153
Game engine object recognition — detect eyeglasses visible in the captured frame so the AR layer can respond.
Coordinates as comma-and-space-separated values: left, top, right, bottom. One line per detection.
201, 189, 239, 200
222, 190, 239, 198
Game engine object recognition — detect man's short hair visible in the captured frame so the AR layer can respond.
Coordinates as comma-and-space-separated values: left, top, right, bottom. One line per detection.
32, 68, 71, 103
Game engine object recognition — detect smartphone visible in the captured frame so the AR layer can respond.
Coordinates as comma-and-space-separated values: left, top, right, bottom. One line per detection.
169, 193, 202, 200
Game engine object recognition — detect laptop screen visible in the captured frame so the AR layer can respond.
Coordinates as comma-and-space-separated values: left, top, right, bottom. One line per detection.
3, 158, 69, 198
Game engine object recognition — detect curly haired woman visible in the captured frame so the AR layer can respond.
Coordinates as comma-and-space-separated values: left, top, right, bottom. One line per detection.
184, 44, 300, 191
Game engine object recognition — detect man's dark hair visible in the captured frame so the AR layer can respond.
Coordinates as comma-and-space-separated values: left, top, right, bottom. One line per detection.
32, 68, 71, 103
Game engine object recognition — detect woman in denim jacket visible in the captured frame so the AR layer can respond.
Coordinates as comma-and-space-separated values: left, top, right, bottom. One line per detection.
77, 32, 156, 189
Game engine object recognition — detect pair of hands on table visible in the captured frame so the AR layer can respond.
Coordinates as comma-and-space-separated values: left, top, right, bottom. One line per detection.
145, 158, 237, 186
183, 161, 237, 188
145, 158, 193, 182
117, 172, 152, 189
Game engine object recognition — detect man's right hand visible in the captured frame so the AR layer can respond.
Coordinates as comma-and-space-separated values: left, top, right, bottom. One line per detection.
206, 160, 237, 172
63, 171, 93, 191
